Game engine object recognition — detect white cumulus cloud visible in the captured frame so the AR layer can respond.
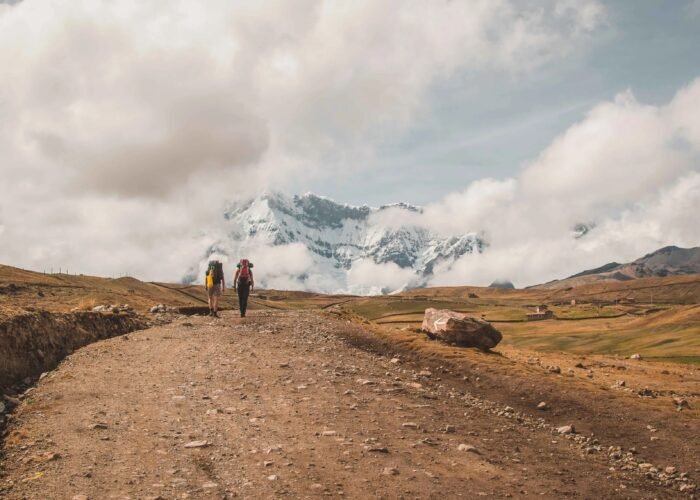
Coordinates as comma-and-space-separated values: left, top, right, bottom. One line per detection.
421, 79, 700, 288
0, 0, 612, 283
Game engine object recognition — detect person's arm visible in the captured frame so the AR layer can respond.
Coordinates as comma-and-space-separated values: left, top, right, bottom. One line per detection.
221, 275, 225, 293
204, 272, 208, 290
234, 269, 240, 288
250, 270, 254, 291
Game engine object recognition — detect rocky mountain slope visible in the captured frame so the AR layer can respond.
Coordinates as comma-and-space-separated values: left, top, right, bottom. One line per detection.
186, 193, 484, 294
534, 245, 700, 289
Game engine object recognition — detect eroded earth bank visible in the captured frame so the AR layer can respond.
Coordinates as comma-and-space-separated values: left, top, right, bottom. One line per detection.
1, 310, 698, 499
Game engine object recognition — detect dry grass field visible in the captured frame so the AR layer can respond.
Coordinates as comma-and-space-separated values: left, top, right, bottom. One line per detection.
342, 275, 700, 364
0, 265, 348, 318
2, 264, 699, 363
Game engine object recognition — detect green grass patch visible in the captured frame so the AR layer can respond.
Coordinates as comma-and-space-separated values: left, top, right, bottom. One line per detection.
645, 356, 700, 365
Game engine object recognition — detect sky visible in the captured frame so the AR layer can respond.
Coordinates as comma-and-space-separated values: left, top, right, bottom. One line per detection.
0, 0, 699, 287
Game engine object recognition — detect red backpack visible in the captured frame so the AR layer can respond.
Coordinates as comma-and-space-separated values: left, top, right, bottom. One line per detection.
238, 259, 253, 282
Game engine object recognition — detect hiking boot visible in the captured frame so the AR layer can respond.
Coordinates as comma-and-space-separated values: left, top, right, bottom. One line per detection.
213, 311, 219, 318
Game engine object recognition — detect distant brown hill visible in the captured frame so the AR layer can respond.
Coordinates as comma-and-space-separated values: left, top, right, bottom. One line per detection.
533, 245, 700, 290
0, 264, 345, 318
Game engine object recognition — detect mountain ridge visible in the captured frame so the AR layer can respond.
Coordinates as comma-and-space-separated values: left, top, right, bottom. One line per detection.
534, 245, 700, 290
187, 192, 484, 294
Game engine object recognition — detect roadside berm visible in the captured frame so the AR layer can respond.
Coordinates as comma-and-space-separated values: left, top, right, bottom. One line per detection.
0, 309, 146, 393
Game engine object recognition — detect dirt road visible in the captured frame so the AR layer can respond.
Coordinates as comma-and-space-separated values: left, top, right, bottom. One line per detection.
0, 311, 695, 499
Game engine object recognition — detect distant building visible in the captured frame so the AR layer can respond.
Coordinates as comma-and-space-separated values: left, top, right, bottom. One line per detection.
527, 305, 554, 321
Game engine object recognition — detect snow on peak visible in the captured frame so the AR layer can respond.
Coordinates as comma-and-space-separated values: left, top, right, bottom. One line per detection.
190, 192, 483, 294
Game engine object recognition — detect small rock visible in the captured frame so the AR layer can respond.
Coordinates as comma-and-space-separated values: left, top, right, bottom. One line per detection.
615, 380, 625, 387
401, 422, 418, 429
382, 467, 399, 476
267, 474, 278, 481
630, 353, 641, 360
321, 430, 337, 437
637, 388, 657, 398
72, 496, 89, 500
366, 446, 389, 453
457, 444, 480, 454
548, 366, 561, 374
444, 425, 456, 433
557, 425, 575, 435
537, 402, 548, 410
665, 466, 677, 475
672, 397, 690, 410
202, 482, 218, 489
390, 358, 400, 364
183, 440, 209, 448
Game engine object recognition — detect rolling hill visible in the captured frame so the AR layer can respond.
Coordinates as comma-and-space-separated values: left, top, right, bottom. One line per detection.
533, 245, 700, 290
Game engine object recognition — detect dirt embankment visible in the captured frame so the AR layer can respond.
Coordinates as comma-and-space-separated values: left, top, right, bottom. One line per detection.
0, 310, 146, 393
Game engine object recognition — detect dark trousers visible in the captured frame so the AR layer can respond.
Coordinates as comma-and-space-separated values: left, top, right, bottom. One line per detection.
237, 282, 251, 316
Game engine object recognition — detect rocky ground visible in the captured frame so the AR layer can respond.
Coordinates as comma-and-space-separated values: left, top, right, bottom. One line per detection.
1, 310, 698, 499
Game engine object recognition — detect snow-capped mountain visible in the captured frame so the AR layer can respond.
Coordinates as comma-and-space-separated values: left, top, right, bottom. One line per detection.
185, 192, 484, 294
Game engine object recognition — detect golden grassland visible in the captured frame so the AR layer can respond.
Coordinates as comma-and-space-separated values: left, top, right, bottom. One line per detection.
0, 264, 347, 318
342, 280, 700, 364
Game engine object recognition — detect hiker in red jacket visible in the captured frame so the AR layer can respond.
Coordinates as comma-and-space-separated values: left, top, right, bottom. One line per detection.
233, 259, 254, 317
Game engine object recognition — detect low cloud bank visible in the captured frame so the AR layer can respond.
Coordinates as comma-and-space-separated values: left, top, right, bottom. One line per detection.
400, 81, 700, 288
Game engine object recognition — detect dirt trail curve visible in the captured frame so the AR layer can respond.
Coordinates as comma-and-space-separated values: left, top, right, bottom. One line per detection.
0, 310, 695, 499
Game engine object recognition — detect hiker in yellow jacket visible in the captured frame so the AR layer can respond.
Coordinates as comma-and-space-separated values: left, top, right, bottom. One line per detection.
205, 260, 225, 317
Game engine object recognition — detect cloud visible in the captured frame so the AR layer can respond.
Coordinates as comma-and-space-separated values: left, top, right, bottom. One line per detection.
0, 0, 608, 281
1, 1, 696, 295
0, 0, 607, 198
688, 0, 700, 18
420, 79, 700, 288
0, 0, 605, 282
347, 259, 418, 295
